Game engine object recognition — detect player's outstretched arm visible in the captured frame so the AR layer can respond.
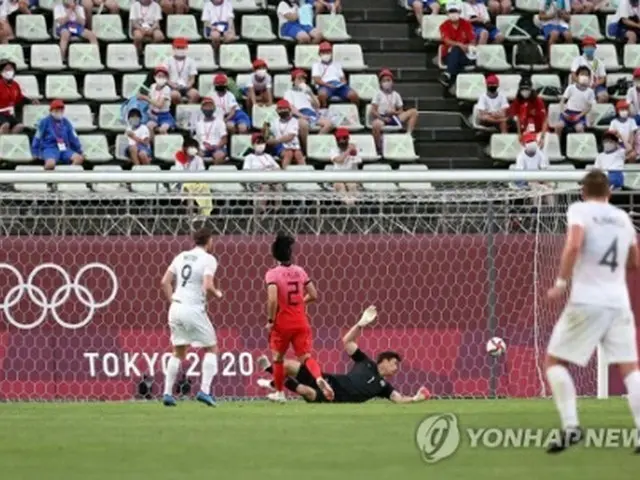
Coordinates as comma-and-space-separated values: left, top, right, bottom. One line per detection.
342, 306, 377, 356
389, 387, 430, 404
160, 269, 175, 303
548, 208, 585, 300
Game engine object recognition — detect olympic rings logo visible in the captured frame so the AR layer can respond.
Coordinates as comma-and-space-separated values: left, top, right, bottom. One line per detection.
0, 263, 118, 330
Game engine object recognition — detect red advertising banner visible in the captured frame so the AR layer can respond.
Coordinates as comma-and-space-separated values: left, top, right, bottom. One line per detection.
0, 235, 638, 401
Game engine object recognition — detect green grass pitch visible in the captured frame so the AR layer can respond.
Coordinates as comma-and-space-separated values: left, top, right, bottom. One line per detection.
0, 398, 637, 479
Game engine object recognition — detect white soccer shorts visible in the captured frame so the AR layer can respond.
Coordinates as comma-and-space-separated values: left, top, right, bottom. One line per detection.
168, 302, 217, 348
547, 303, 638, 367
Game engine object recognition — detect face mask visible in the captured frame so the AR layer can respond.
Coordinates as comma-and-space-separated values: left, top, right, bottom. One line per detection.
578, 75, 590, 86
487, 86, 498, 94
174, 49, 187, 58
51, 111, 63, 120
320, 54, 332, 63
255, 69, 267, 78
524, 142, 537, 155
215, 85, 226, 93
278, 111, 290, 120
202, 109, 214, 119
296, 81, 307, 90
381, 81, 392, 91
2, 70, 14, 81
448, 12, 460, 21
337, 140, 349, 149
603, 141, 617, 152
155, 77, 167, 86
254, 144, 266, 154
619, 110, 629, 119
583, 47, 596, 58
129, 117, 141, 128
520, 89, 531, 99
187, 147, 198, 156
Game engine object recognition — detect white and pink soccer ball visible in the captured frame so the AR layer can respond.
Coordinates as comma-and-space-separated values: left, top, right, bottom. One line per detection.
486, 337, 507, 357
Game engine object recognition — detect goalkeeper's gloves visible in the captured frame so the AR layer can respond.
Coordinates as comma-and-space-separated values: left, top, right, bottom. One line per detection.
357, 305, 378, 327
412, 386, 431, 402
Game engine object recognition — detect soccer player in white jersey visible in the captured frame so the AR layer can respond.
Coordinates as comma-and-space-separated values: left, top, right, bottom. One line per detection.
545, 170, 640, 454
160, 228, 223, 407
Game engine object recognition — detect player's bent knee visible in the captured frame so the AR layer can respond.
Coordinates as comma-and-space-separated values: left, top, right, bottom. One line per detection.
298, 385, 317, 401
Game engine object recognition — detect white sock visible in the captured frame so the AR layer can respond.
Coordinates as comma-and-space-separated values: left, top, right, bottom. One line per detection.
201, 352, 218, 395
624, 370, 640, 431
163, 355, 181, 396
546, 364, 579, 429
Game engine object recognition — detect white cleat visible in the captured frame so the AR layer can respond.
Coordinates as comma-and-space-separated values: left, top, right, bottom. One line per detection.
257, 355, 271, 371
357, 305, 378, 327
316, 377, 335, 401
267, 391, 287, 403
257, 378, 275, 391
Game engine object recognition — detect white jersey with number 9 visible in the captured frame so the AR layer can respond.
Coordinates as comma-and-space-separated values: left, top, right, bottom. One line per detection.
169, 246, 218, 308
567, 201, 637, 310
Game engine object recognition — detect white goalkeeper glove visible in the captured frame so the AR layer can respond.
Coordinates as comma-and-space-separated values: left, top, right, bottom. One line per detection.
412, 386, 431, 402
357, 305, 377, 327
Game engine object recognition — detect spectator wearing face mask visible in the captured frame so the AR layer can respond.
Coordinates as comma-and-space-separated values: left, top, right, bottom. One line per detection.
508, 77, 547, 136
312, 42, 359, 108
411, 0, 440, 37
595, 130, 626, 189
556, 65, 594, 135
439, 2, 475, 88
475, 74, 510, 132
174, 137, 205, 172
609, 100, 639, 162
54, 0, 98, 61
138, 66, 174, 136
331, 127, 361, 204
167, 38, 199, 105
195, 97, 227, 164
538, 0, 572, 56
277, 0, 322, 44
130, 0, 164, 57
626, 68, 640, 122
462, 0, 504, 45
125, 108, 152, 165
0, 58, 39, 134
570, 37, 608, 103
211, 73, 251, 134
31, 99, 85, 170
243, 59, 273, 112
268, 99, 305, 168
615, 0, 640, 44
370, 69, 418, 154
202, 0, 237, 50
515, 131, 549, 173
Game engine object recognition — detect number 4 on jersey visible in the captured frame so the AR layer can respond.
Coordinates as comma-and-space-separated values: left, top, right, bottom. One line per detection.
599, 238, 618, 273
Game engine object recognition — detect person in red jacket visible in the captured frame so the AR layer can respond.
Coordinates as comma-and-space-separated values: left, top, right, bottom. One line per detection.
439, 1, 475, 88
0, 58, 37, 134
508, 77, 547, 140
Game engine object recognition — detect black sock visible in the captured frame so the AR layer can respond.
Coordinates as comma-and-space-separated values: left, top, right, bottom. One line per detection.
284, 378, 299, 393
265, 365, 273, 374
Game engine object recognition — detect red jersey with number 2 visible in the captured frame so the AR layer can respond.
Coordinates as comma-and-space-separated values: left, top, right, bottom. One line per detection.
265, 264, 310, 329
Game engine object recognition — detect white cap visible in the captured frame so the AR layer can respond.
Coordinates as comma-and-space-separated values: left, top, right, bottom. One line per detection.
447, 1, 461, 11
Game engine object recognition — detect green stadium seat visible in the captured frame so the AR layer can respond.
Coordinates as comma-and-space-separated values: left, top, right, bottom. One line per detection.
623, 165, 640, 189
219, 44, 252, 71
99, 104, 126, 132
398, 164, 434, 191
144, 44, 173, 69
382, 134, 418, 162
307, 134, 337, 162
15, 14, 50, 41
188, 44, 217, 71
14, 75, 42, 100
333, 44, 367, 71
131, 165, 164, 194
166, 14, 201, 41
476, 45, 510, 71
624, 44, 640, 69
45, 75, 82, 101
455, 74, 486, 102
23, 105, 50, 129
349, 74, 379, 102
566, 133, 598, 163
496, 15, 530, 42
350, 134, 379, 161
316, 14, 351, 42
154, 134, 184, 163
273, 74, 292, 98
92, 14, 127, 42
0, 134, 32, 164
550, 44, 580, 71
30, 44, 64, 71
327, 104, 363, 131
84, 74, 120, 101
256, 44, 291, 71
251, 105, 279, 128
490, 133, 520, 162
92, 165, 128, 193
547, 103, 561, 128
541, 133, 563, 163
569, 15, 603, 41
294, 45, 320, 69
231, 134, 252, 160
107, 44, 141, 71
532, 74, 562, 101
231, 0, 260, 12
595, 43, 621, 71
241, 15, 276, 42
209, 165, 245, 193
496, 74, 521, 100
588, 103, 616, 130
515, 0, 540, 11
121, 74, 148, 98
14, 166, 48, 192
69, 44, 104, 71
55, 165, 89, 193
175, 104, 200, 130
362, 164, 398, 192
421, 15, 446, 42
286, 165, 324, 193
66, 105, 95, 131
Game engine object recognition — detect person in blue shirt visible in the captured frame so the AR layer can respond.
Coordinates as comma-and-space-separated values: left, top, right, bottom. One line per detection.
31, 99, 84, 170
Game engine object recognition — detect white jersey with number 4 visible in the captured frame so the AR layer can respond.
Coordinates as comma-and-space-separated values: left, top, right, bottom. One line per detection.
168, 247, 218, 307
568, 201, 636, 310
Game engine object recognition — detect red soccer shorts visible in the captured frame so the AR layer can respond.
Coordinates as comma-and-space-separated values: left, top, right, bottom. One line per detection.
269, 325, 312, 357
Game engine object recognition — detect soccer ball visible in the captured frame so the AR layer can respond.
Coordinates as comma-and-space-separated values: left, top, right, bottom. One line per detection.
486, 337, 507, 357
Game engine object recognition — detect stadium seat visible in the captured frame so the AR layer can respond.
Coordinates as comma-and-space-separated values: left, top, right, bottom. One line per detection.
84, 74, 120, 101
364, 104, 402, 131
38, 0, 55, 10
542, 133, 563, 163
131, 165, 163, 194
0, 134, 32, 164
65, 105, 95, 131
92, 165, 128, 193
208, 165, 244, 193
546, 163, 581, 191
115, 0, 131, 9
230, 134, 252, 160
45, 75, 82, 101
566, 133, 598, 162
198, 74, 215, 97
511, 42, 547, 71
154, 134, 184, 163
99, 104, 126, 131
294, 45, 320, 69
421, 15, 446, 42
55, 165, 90, 193
166, 14, 202, 40
79, 134, 112, 163
382, 134, 418, 162
549, 44, 580, 71
350, 134, 379, 161
15, 75, 42, 99
251, 105, 279, 128
114, 134, 129, 160
490, 134, 520, 162
495, 15, 530, 42
188, 44, 217, 71
546, 103, 561, 128
307, 134, 337, 162
599, 0, 617, 12
595, 43, 621, 71
241, 15, 277, 42
624, 164, 640, 189
624, 45, 640, 69
15, 14, 50, 41
316, 14, 351, 42
333, 44, 367, 71
569, 15, 603, 41
144, 44, 173, 69
455, 74, 486, 102
531, 74, 562, 101
189, 0, 204, 9
515, 0, 539, 11
22, 105, 49, 129
219, 44, 252, 71
231, 0, 260, 12
328, 104, 364, 131
69, 44, 104, 71
477, 45, 510, 71
256, 45, 291, 71
286, 165, 323, 192
605, 14, 617, 40
106, 44, 141, 71
175, 104, 200, 130
235, 73, 251, 91
397, 164, 434, 191
92, 15, 127, 42
362, 164, 398, 191
607, 73, 632, 99
14, 166, 48, 192
273, 74, 292, 98
121, 74, 148, 99
349, 74, 379, 102
588, 103, 615, 130
30, 44, 64, 71
495, 74, 521, 100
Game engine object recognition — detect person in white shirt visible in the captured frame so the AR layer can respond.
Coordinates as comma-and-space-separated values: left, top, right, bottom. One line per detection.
167, 37, 199, 105
544, 169, 640, 454
463, 0, 504, 45
211, 73, 251, 134
174, 137, 206, 172
312, 41, 359, 108
202, 0, 237, 50
475, 74, 510, 132
538, 0, 572, 55
137, 65, 175, 135
268, 99, 305, 168
159, 0, 187, 15
82, 0, 119, 30
370, 68, 418, 154
514, 131, 549, 171
242, 58, 273, 112
125, 108, 152, 165
556, 66, 595, 135
331, 127, 361, 204
627, 68, 640, 121
196, 97, 227, 164
130, 0, 164, 56
615, 0, 640, 43
570, 36, 608, 103
595, 130, 627, 189
160, 228, 223, 408
0, 0, 31, 42
54, 0, 98, 60
277, 0, 322, 44
609, 99, 639, 162
243, 133, 283, 196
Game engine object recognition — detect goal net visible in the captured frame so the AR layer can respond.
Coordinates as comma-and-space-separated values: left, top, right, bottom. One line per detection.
0, 180, 607, 401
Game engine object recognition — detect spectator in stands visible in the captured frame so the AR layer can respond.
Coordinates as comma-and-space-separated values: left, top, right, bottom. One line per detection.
167, 38, 199, 105
315, 0, 341, 14
243, 59, 273, 113
438, 2, 475, 88
139, 66, 174, 136
514, 131, 549, 173
130, 0, 164, 57
595, 130, 626, 189
570, 36, 608, 103
475, 74, 510, 133
268, 99, 305, 168
125, 108, 152, 165
556, 65, 594, 135
83, 0, 119, 29
54, 0, 98, 61
195, 97, 227, 164
285, 69, 333, 151
211, 73, 251, 134
202, 0, 237, 50
243, 133, 280, 173
331, 127, 361, 204
508, 77, 547, 137
462, 0, 504, 45
0, 58, 38, 134
174, 137, 212, 216
370, 68, 418, 154
0, 0, 31, 43
411, 0, 440, 37
175, 137, 205, 171
609, 99, 639, 161
627, 68, 640, 121
277, 0, 322, 44
312, 42, 359, 108
31, 99, 84, 171
160, 0, 188, 15
615, 0, 640, 43
487, 0, 512, 15
538, 0, 572, 56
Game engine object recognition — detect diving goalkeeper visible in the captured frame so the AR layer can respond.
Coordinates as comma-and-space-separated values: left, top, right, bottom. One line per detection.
256, 306, 431, 404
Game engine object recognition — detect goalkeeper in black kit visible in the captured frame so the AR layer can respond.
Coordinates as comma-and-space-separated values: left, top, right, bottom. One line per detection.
257, 306, 431, 404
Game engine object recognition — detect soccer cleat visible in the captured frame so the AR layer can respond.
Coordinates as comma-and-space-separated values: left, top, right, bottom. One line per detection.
162, 394, 177, 407
357, 306, 378, 327
316, 377, 335, 401
546, 427, 583, 454
195, 391, 217, 407
257, 355, 271, 372
257, 378, 275, 391
267, 391, 287, 403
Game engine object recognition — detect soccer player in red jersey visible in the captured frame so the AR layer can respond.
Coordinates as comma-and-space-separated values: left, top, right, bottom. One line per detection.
265, 234, 334, 403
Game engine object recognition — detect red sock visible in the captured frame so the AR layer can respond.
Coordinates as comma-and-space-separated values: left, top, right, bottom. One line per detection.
273, 361, 285, 392
304, 358, 322, 380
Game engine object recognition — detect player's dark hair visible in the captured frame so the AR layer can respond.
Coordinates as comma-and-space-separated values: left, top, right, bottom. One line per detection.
581, 169, 610, 198
272, 233, 295, 263
193, 227, 213, 246
376, 351, 402, 364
